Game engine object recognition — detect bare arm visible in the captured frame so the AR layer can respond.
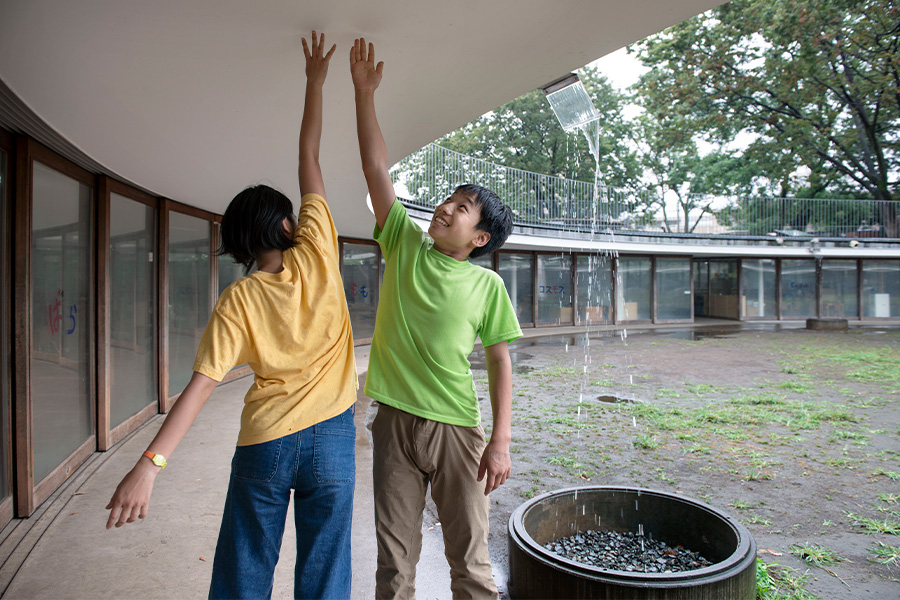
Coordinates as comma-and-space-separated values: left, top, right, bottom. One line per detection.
350, 37, 394, 229
477, 341, 513, 495
298, 31, 336, 198
105, 372, 218, 529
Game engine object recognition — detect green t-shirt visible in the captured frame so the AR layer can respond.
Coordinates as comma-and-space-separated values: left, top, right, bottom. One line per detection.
364, 201, 522, 426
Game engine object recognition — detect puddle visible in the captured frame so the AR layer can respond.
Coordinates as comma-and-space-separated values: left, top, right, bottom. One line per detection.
597, 395, 638, 404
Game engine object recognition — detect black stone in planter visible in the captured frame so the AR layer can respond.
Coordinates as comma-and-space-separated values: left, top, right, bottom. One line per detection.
508, 486, 756, 599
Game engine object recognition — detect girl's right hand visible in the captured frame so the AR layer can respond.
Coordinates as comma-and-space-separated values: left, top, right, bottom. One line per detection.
105, 459, 159, 529
302, 30, 337, 86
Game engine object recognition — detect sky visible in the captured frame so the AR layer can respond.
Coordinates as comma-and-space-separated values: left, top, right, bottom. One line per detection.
589, 47, 648, 91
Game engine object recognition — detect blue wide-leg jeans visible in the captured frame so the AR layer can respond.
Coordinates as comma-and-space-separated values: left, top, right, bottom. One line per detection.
209, 405, 356, 600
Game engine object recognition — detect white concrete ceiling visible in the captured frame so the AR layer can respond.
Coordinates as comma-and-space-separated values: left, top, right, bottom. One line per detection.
0, 0, 724, 238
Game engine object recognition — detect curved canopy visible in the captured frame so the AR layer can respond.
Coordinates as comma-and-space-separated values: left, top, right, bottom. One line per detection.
0, 0, 724, 238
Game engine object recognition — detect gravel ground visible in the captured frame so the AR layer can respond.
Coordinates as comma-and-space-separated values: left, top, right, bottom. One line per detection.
467, 323, 900, 599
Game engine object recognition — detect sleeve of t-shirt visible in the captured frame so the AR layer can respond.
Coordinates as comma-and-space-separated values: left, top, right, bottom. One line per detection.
192, 302, 250, 382
479, 273, 523, 347
373, 200, 422, 260
295, 193, 339, 259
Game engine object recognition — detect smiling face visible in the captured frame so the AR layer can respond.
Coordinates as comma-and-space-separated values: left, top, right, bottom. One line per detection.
427, 190, 491, 261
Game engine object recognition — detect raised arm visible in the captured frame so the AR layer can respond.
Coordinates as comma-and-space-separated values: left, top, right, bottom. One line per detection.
350, 37, 394, 229
298, 31, 336, 198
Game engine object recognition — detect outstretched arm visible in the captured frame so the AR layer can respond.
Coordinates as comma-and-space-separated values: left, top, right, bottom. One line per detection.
350, 37, 394, 229
298, 31, 336, 198
478, 341, 513, 495
105, 372, 218, 529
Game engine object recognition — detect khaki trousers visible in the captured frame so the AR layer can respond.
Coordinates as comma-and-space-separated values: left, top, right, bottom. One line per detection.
372, 403, 498, 600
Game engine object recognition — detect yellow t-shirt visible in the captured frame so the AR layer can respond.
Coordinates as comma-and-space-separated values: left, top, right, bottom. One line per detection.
193, 193, 357, 446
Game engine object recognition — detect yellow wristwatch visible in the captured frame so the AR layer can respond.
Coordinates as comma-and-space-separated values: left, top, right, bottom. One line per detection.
143, 450, 167, 469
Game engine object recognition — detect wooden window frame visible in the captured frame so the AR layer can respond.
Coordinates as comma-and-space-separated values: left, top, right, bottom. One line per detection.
160, 200, 217, 411
97, 177, 160, 451
14, 137, 97, 516
0, 127, 14, 527
496, 250, 536, 329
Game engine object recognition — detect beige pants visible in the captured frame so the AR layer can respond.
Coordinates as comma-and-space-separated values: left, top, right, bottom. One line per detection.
372, 403, 498, 600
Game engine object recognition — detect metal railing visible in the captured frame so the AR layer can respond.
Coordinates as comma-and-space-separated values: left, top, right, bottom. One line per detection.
390, 143, 898, 239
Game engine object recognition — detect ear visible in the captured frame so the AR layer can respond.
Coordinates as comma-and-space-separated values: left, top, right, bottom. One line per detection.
471, 230, 491, 249
281, 217, 294, 237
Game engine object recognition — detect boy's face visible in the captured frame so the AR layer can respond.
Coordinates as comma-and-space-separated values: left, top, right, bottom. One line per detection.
428, 191, 491, 261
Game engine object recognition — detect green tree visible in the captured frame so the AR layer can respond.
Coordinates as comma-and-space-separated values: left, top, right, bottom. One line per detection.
632, 0, 900, 234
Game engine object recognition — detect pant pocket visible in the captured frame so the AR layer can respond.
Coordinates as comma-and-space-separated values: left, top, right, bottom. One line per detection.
231, 436, 284, 482
313, 407, 356, 484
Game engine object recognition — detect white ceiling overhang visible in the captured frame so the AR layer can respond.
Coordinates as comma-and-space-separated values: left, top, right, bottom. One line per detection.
0, 0, 726, 238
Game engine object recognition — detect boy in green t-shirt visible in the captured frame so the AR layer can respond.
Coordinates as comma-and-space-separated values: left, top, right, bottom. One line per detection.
351, 38, 522, 598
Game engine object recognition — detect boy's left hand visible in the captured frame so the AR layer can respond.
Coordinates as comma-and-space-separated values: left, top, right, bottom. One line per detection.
302, 30, 336, 86
478, 440, 511, 495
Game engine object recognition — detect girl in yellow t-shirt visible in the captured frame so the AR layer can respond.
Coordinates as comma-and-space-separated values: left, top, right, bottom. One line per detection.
105, 31, 357, 599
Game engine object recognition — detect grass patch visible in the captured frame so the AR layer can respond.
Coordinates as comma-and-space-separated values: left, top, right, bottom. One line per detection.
790, 542, 845, 567
633, 433, 658, 450
756, 559, 818, 600
868, 541, 900, 566
846, 511, 900, 535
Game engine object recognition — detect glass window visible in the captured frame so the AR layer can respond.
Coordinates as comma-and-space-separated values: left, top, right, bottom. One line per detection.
741, 259, 776, 318
616, 256, 651, 321
0, 147, 9, 502
31, 162, 94, 483
656, 257, 691, 320
469, 254, 492, 270
693, 260, 709, 317
576, 254, 612, 324
498, 253, 533, 325
168, 212, 210, 395
537, 254, 572, 325
781, 259, 816, 318
708, 259, 738, 318
821, 260, 858, 318
109, 194, 157, 428
217, 246, 245, 298
342, 242, 379, 340
862, 260, 899, 318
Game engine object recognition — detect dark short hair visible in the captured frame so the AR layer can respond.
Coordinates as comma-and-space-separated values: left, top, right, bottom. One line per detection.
454, 184, 513, 259
218, 184, 296, 274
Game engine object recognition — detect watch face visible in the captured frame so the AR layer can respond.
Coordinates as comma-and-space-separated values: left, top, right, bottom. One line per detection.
152, 454, 166, 467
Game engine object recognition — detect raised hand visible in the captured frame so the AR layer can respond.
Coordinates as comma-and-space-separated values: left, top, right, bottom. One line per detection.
302, 30, 336, 87
350, 37, 384, 93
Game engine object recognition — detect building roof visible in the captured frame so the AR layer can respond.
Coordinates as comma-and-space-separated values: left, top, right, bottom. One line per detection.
0, 0, 725, 238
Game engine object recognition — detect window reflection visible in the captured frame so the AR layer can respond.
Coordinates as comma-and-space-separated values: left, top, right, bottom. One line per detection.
537, 255, 572, 325
781, 259, 816, 318
168, 212, 210, 395
616, 257, 651, 321
862, 260, 899, 318
342, 242, 379, 340
741, 259, 776, 318
656, 258, 691, 320
31, 162, 94, 483
821, 260, 858, 318
498, 253, 533, 325
110, 194, 157, 427
576, 254, 612, 324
